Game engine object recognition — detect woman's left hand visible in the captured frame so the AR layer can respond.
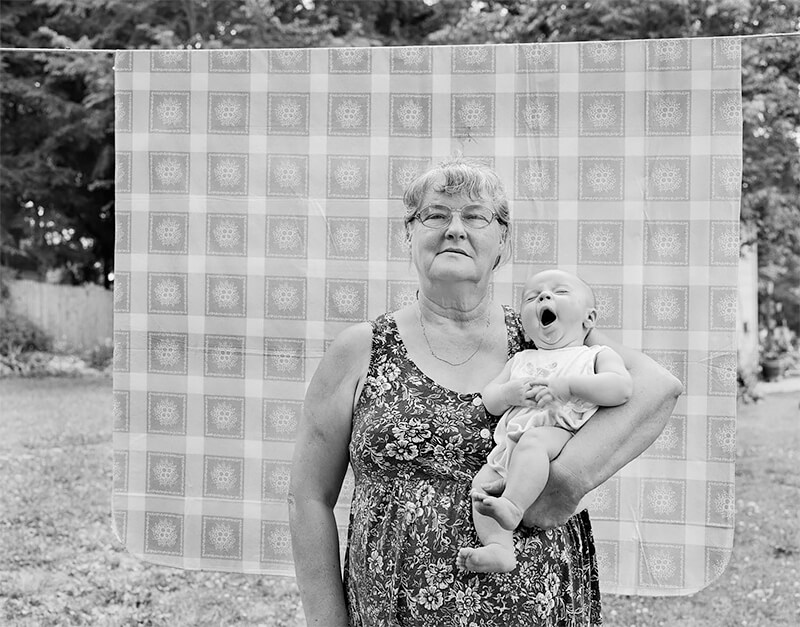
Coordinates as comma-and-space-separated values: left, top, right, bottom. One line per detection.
480, 459, 585, 529
520, 460, 584, 528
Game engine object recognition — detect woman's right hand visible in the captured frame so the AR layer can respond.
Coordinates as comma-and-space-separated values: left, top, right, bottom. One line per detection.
289, 322, 372, 626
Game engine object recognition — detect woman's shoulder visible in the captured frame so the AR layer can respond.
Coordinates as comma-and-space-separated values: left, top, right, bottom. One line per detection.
326, 309, 401, 361
325, 321, 374, 368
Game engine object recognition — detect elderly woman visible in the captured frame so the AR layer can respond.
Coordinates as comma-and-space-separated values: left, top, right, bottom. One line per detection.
289, 158, 682, 626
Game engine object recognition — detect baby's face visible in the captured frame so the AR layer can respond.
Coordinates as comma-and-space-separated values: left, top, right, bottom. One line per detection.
520, 270, 595, 349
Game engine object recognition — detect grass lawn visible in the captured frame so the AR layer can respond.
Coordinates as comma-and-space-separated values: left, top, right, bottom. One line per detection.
0, 378, 302, 627
601, 390, 800, 626
1, 377, 798, 626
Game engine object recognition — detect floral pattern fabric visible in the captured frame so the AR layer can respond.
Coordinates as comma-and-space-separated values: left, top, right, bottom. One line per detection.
344, 306, 602, 626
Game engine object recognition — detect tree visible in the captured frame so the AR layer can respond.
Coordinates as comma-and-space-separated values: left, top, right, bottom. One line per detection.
2, 0, 798, 307
425, 0, 800, 334
1, 45, 115, 285
427, 0, 700, 44
1, 2, 117, 284
0, 0, 451, 285
0, 0, 332, 285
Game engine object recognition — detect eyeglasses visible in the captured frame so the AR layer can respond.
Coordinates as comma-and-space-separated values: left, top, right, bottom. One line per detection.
414, 204, 497, 229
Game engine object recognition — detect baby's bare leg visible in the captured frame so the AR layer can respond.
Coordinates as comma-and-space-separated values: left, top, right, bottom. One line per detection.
475, 427, 573, 531
456, 465, 516, 573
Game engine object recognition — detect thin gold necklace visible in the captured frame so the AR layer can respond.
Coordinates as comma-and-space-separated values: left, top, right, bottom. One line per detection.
418, 303, 492, 367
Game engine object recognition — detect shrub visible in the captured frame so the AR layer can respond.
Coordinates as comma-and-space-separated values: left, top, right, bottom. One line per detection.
84, 338, 114, 371
0, 351, 96, 378
0, 310, 55, 376
0, 272, 106, 377
0, 312, 53, 356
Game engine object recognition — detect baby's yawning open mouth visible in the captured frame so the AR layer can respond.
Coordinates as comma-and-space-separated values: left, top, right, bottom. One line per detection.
539, 307, 557, 327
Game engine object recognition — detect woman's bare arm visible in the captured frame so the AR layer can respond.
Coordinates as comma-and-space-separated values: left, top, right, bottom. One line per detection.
288, 323, 372, 626
481, 359, 517, 416
520, 329, 684, 528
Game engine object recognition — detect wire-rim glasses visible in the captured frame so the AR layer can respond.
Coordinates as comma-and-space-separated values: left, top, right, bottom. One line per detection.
414, 204, 497, 229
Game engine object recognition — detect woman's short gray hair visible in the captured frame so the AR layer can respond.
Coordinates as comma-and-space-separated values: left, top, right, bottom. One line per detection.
402, 157, 512, 267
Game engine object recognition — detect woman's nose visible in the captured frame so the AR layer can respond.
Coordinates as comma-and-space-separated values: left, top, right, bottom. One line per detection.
443, 212, 468, 237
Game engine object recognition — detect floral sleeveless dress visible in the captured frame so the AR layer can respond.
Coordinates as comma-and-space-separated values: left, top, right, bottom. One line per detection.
344, 307, 602, 626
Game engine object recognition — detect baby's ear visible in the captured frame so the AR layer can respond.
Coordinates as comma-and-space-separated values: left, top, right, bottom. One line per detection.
583, 308, 597, 330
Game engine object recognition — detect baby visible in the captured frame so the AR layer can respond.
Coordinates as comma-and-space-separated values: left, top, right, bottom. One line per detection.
457, 269, 633, 573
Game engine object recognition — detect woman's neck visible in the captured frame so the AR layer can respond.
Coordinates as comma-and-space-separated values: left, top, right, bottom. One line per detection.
417, 283, 493, 325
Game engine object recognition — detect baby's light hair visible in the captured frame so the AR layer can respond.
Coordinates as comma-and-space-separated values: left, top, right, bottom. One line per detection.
574, 275, 596, 310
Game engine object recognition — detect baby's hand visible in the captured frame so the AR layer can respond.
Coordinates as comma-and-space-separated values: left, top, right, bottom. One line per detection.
531, 377, 570, 407
502, 378, 541, 407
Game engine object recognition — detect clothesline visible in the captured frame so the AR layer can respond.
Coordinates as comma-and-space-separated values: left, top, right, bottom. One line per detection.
0, 30, 798, 54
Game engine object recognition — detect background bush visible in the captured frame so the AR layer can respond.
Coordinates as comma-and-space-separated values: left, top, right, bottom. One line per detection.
84, 338, 114, 371
0, 310, 52, 357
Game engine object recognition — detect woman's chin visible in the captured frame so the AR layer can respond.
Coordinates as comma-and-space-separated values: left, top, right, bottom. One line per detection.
427, 260, 481, 281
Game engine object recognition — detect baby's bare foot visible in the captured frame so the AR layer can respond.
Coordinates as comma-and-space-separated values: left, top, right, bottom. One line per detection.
474, 496, 524, 531
457, 545, 516, 573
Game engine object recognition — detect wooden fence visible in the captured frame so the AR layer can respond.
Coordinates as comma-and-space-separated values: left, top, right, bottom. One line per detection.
3, 272, 757, 370
4, 279, 114, 352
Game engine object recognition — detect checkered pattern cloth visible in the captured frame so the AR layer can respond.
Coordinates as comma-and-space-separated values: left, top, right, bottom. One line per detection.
112, 38, 741, 595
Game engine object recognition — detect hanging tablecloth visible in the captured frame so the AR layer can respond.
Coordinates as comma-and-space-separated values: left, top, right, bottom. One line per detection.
112, 38, 741, 595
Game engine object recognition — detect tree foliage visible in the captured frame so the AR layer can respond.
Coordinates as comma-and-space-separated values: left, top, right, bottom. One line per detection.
0, 0, 445, 284
423, 1, 800, 329
1, 3, 115, 284
1, 0, 798, 324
